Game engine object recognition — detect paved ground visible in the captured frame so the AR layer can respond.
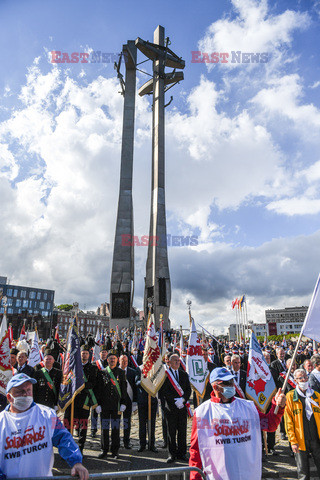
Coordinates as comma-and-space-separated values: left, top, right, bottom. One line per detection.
52, 411, 319, 479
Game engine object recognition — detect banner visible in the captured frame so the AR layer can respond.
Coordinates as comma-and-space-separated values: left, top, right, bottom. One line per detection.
92, 326, 101, 363
28, 329, 41, 367
0, 329, 13, 396
186, 318, 209, 397
246, 331, 276, 413
0, 311, 7, 342
301, 274, 320, 342
54, 326, 60, 343
141, 313, 166, 397
58, 318, 84, 412
19, 321, 26, 341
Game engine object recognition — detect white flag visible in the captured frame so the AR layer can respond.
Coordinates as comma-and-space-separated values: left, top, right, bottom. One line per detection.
301, 274, 320, 342
186, 318, 209, 397
28, 330, 41, 367
92, 326, 101, 362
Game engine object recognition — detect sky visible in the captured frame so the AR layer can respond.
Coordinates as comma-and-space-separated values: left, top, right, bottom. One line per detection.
0, 0, 320, 334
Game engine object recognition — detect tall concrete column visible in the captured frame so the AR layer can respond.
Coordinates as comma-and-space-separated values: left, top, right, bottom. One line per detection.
145, 25, 171, 328
110, 41, 137, 331
135, 26, 185, 329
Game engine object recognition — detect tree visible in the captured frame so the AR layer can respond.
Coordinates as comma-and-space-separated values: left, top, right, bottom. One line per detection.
55, 304, 73, 311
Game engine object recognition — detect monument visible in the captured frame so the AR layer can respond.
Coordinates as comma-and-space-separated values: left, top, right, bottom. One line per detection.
110, 41, 137, 331
110, 27, 185, 330
136, 25, 185, 328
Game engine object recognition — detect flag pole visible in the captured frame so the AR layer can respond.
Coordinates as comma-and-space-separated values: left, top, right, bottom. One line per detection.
235, 307, 240, 343
70, 398, 75, 436
148, 393, 151, 449
244, 296, 249, 342
187, 300, 192, 328
147, 301, 152, 450
263, 431, 268, 455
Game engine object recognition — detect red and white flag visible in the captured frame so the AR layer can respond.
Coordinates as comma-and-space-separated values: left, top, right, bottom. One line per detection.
186, 318, 209, 398
141, 312, 166, 396
20, 321, 26, 341
0, 329, 13, 396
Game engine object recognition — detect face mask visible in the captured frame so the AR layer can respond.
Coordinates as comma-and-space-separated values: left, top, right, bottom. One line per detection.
298, 381, 309, 391
10, 395, 33, 411
222, 386, 236, 399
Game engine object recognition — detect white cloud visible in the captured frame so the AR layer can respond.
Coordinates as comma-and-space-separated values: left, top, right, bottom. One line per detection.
267, 198, 320, 216
310, 80, 320, 89
198, 0, 309, 70
166, 76, 286, 217
252, 74, 320, 128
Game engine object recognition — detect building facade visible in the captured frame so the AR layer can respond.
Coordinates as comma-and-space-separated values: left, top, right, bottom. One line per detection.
228, 322, 266, 341
265, 306, 308, 336
0, 277, 55, 339
249, 322, 267, 337
54, 303, 109, 339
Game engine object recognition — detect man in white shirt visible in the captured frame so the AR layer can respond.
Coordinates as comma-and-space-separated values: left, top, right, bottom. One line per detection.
0, 373, 88, 480
189, 367, 286, 480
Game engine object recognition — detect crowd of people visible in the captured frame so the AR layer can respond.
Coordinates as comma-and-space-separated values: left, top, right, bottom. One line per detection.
1, 329, 320, 480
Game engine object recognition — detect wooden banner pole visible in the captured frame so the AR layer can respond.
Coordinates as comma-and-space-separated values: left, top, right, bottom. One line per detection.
148, 394, 152, 449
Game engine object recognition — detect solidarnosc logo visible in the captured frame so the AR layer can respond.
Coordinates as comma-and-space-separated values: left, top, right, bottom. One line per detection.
191, 51, 269, 64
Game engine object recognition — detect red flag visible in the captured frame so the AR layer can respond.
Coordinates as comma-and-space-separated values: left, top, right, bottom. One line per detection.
54, 326, 60, 343
20, 323, 26, 340
232, 298, 239, 309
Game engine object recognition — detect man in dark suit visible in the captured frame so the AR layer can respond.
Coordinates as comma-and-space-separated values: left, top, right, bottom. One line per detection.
10, 348, 19, 369
33, 350, 62, 409
231, 354, 246, 397
91, 345, 108, 438
98, 350, 127, 459
271, 347, 287, 388
135, 367, 158, 452
309, 355, 320, 393
159, 353, 191, 463
15, 351, 35, 377
271, 347, 290, 440
129, 348, 143, 369
119, 354, 137, 449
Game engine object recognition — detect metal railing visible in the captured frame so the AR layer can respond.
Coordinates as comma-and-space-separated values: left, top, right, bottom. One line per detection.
14, 466, 206, 480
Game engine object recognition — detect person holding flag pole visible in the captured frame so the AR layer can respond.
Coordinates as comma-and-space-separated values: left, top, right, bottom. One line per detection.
275, 273, 320, 416
274, 273, 320, 478
58, 316, 84, 438
189, 364, 286, 480
140, 307, 166, 452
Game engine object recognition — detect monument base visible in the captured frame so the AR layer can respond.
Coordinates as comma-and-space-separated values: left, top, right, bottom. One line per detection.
109, 317, 131, 332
